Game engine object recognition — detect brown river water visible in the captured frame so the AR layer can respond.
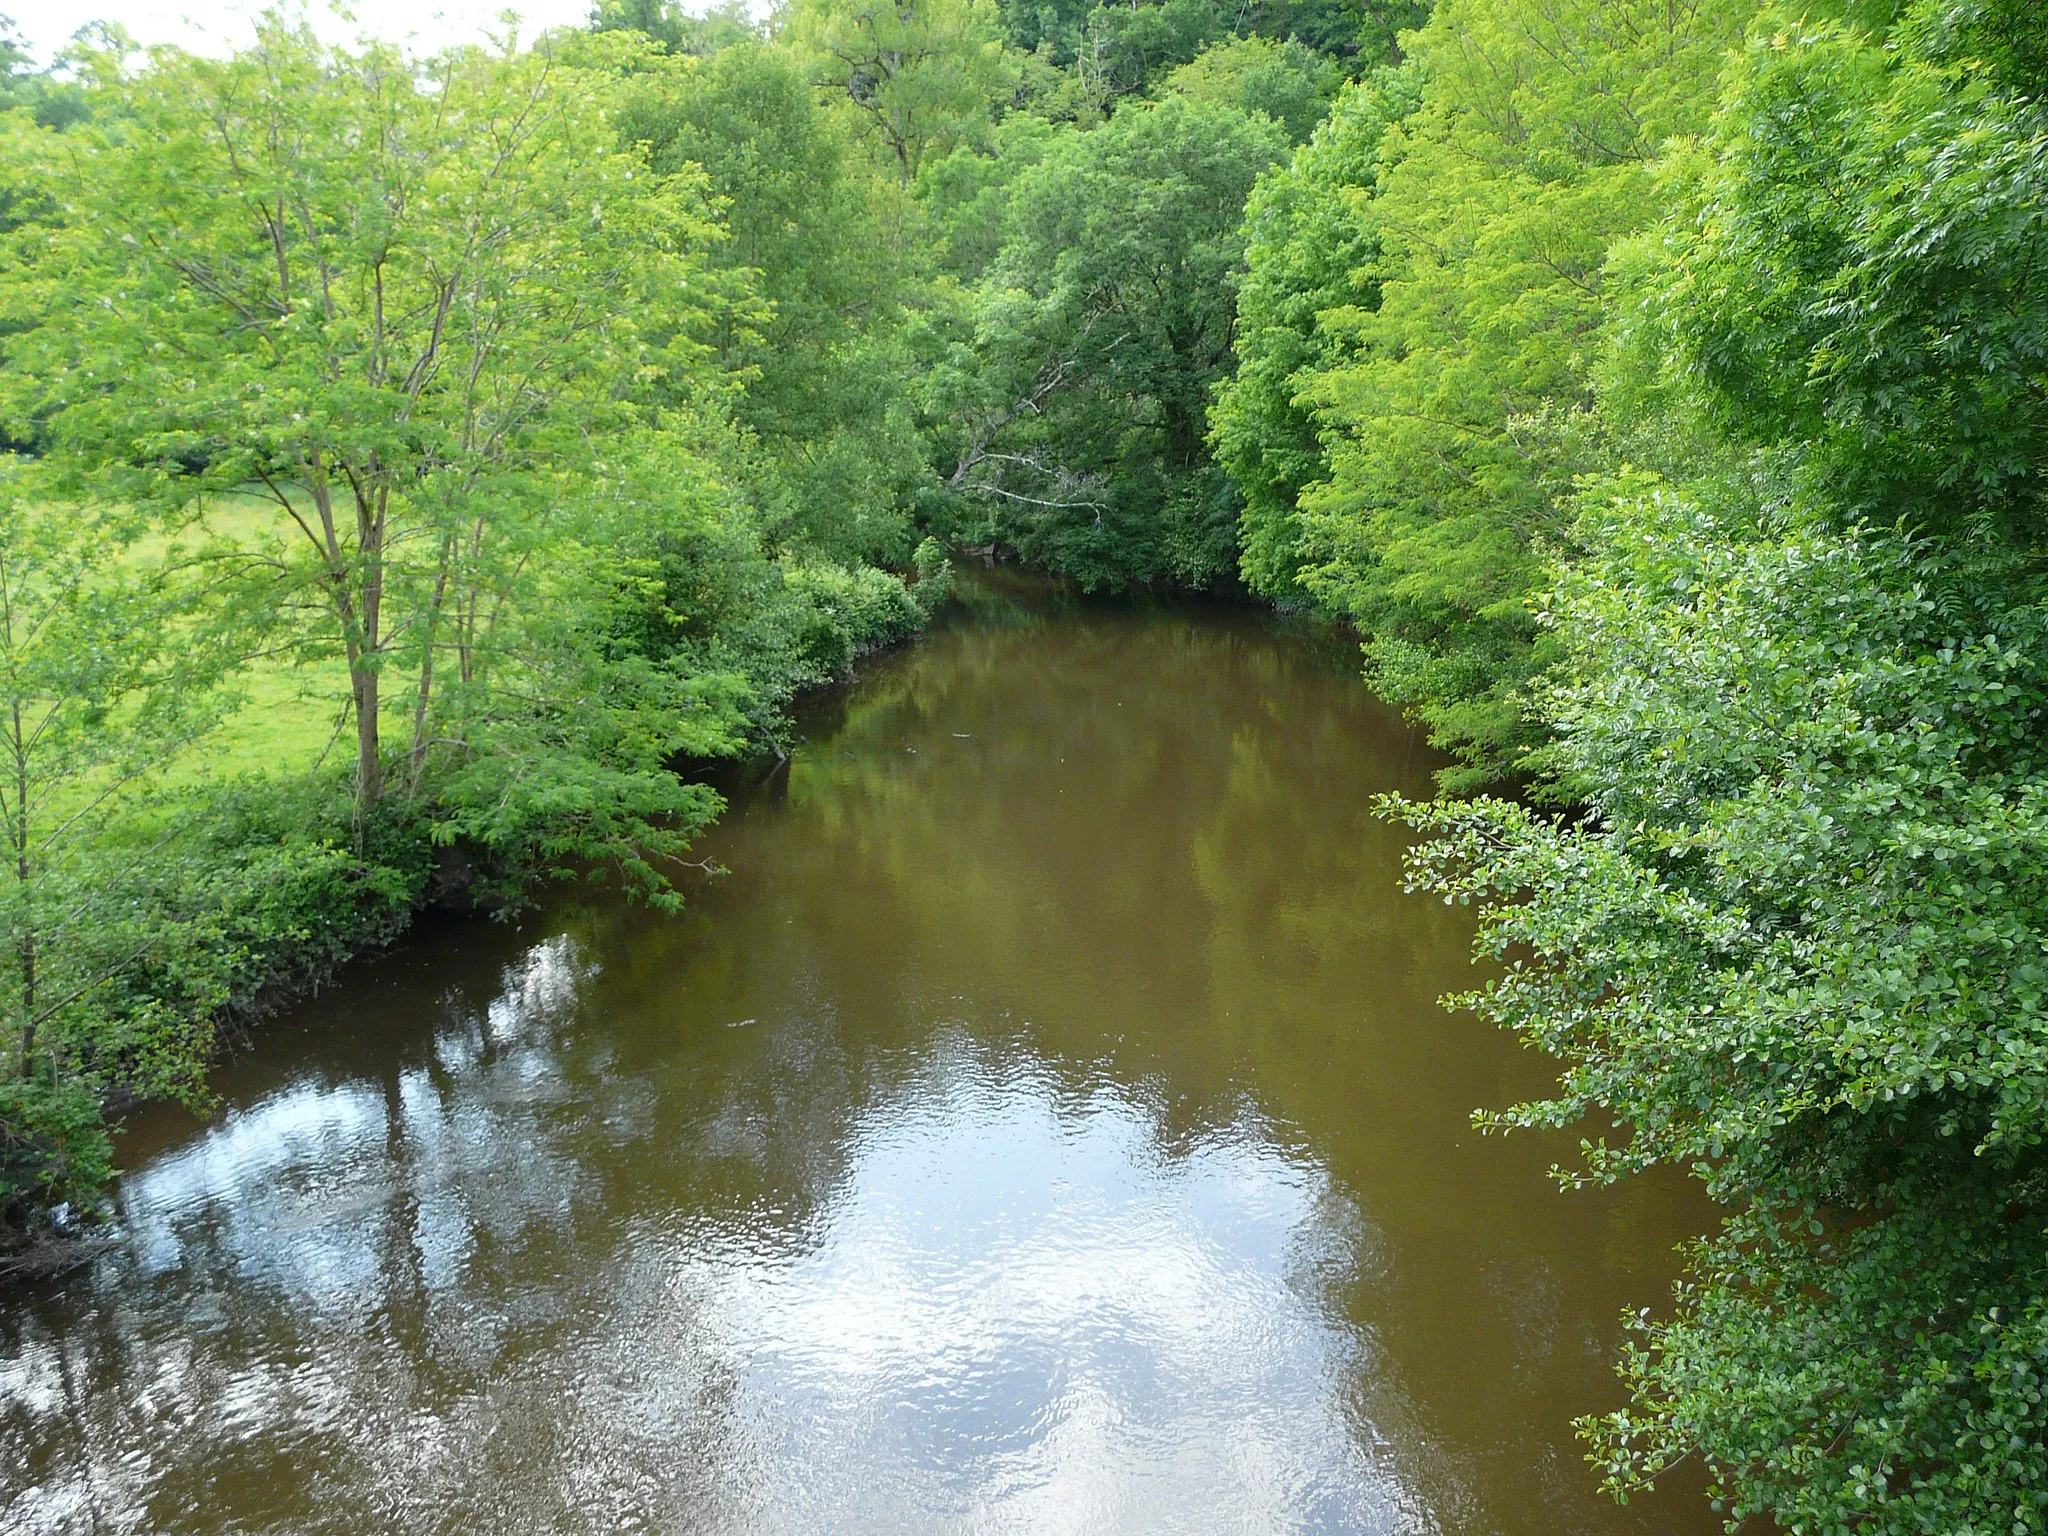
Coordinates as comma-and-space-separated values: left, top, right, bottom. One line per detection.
0, 575, 1717, 1535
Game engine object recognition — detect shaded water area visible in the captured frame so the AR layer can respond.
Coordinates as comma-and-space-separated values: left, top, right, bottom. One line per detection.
1, 576, 1716, 1535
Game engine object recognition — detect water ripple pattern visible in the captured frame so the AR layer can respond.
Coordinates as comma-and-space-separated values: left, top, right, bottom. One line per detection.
0, 584, 1713, 1536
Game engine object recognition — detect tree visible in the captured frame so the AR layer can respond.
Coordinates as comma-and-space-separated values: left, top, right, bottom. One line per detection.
1209, 67, 1414, 604
0, 22, 735, 826
1221, 0, 1758, 783
934, 95, 1287, 588
0, 474, 223, 1225
590, 0, 756, 55
1391, 493, 2048, 1536
0, 14, 962, 1246
993, 0, 1421, 109
0, 12, 86, 129
787, 0, 1014, 184
1160, 34, 1341, 145
614, 38, 932, 566
1386, 3, 2048, 1527
1609, 0, 2048, 543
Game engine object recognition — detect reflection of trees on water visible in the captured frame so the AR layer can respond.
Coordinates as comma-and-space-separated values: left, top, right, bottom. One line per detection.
700, 601, 1706, 1533
0, 943, 1427, 1533
0, 935, 639, 1532
0, 599, 1709, 1536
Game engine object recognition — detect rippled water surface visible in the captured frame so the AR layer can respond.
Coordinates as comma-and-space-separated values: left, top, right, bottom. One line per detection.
1, 578, 1714, 1534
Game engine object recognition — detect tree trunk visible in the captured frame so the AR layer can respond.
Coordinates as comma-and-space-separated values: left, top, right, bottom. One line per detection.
351, 477, 388, 818
13, 700, 33, 1079
306, 457, 384, 822
354, 662, 381, 812
408, 541, 454, 796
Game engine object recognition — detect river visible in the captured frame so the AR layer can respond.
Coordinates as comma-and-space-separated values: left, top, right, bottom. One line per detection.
0, 575, 1715, 1535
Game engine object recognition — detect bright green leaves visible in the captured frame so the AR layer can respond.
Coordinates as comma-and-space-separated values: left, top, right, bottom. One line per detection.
0, 21, 740, 826
1357, 1, 2048, 1525
1210, 69, 1415, 606
1402, 502, 2048, 1185
1390, 499, 2048, 1533
1595, 1200, 2048, 1536
787, 0, 1014, 185
5, 26, 729, 492
1219, 0, 1758, 782
0, 469, 235, 1225
1160, 35, 1341, 144
1623, 6, 2048, 538
616, 38, 933, 567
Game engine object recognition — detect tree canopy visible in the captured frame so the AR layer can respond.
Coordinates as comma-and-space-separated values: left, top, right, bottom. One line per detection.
1375, 2, 2048, 1529
0, 16, 943, 1239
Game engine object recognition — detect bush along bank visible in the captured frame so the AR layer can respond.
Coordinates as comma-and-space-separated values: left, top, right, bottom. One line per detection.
0, 511, 952, 1259
1225, 0, 2048, 1529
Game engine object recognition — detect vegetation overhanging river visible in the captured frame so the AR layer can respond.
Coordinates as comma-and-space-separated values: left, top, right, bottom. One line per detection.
0, 575, 1716, 1535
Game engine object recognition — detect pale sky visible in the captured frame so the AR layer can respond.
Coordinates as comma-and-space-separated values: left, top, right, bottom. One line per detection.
13, 0, 599, 67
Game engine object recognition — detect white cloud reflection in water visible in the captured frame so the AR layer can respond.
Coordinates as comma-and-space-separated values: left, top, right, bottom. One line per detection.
609, 1033, 1427, 1534
1, 936, 1439, 1535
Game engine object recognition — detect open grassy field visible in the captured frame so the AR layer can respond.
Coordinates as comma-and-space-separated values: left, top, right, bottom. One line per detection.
146, 491, 361, 789
175, 661, 346, 785
28, 489, 389, 808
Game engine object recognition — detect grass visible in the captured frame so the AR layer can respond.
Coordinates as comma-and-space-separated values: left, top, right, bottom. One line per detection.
70, 490, 374, 804
147, 490, 376, 789
173, 663, 346, 785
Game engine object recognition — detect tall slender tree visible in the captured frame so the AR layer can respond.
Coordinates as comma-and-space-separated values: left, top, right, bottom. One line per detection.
0, 23, 734, 822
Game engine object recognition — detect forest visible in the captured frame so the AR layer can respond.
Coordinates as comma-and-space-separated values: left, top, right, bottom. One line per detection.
1, 0, 2045, 1530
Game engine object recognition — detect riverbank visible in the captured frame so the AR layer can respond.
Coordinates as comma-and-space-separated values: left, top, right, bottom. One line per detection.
0, 547, 952, 1260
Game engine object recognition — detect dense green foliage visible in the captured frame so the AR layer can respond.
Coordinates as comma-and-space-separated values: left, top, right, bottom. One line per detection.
0, 0, 1420, 1243
927, 94, 1288, 587
0, 18, 942, 1243
1221, 0, 1757, 781
1213, 0, 2048, 1523
1210, 67, 1413, 603
1399, 520, 2048, 1533
615, 39, 934, 564
6, 0, 2048, 1529
1375, 2, 2048, 1530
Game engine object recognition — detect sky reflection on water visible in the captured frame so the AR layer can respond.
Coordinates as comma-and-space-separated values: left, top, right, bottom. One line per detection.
5, 936, 1424, 1534
0, 586, 1714, 1536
